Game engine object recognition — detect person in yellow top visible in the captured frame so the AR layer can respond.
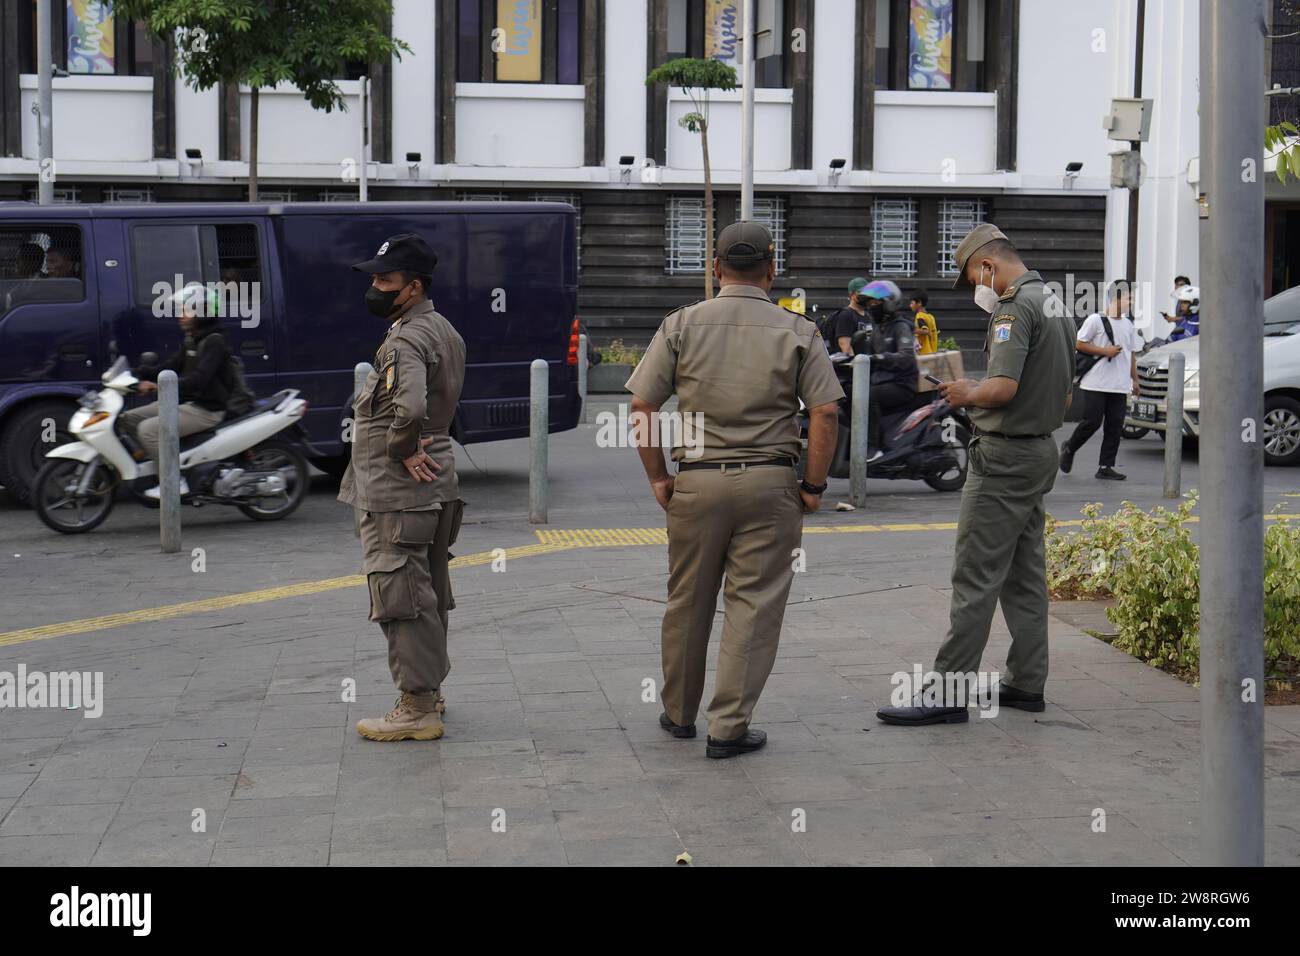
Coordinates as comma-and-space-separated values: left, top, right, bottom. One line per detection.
909, 290, 939, 354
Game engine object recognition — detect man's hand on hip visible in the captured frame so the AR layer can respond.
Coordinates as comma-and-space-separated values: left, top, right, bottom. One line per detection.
403, 437, 439, 482
651, 475, 675, 511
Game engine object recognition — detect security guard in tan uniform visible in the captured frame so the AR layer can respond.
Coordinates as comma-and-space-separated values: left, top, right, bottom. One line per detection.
877, 224, 1075, 726
340, 233, 466, 742
627, 221, 844, 758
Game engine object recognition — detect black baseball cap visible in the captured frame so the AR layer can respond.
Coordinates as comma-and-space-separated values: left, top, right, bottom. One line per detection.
716, 220, 775, 262
352, 232, 439, 274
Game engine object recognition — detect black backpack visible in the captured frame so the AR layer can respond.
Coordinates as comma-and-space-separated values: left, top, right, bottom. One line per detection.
1074, 314, 1116, 383
222, 354, 258, 417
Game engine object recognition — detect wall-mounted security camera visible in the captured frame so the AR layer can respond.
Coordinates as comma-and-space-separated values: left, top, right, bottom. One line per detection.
1063, 160, 1082, 190
406, 151, 422, 179
183, 148, 203, 175
829, 157, 847, 186
619, 155, 635, 185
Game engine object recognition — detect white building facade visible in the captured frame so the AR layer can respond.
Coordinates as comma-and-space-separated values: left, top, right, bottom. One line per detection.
0, 0, 1284, 346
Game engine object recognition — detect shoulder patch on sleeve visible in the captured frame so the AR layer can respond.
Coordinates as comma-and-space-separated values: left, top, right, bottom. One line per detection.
993, 325, 1011, 343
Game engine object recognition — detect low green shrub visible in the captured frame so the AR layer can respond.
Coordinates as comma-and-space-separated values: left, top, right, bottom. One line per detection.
1045, 496, 1300, 678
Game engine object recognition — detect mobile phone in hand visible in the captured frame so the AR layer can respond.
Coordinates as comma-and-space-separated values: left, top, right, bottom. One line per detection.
923, 373, 945, 386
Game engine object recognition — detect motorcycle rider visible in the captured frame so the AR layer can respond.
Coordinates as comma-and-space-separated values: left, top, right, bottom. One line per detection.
121, 283, 232, 495
1168, 284, 1200, 341
856, 280, 919, 461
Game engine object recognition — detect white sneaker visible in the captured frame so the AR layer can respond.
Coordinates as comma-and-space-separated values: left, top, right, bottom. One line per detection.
144, 478, 190, 499
867, 450, 884, 463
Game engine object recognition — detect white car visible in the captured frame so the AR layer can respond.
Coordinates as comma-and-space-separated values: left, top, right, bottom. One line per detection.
1125, 287, 1300, 466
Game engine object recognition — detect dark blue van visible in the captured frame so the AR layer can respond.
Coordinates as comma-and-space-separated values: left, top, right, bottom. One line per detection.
0, 201, 582, 502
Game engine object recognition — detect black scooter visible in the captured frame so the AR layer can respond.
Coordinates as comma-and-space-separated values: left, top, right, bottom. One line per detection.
795, 353, 973, 492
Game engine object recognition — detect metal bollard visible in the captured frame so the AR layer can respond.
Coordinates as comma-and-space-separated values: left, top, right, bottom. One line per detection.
529, 358, 548, 523
157, 369, 182, 553
849, 354, 871, 508
1163, 351, 1185, 498
354, 361, 373, 406
351, 362, 373, 537
577, 333, 588, 425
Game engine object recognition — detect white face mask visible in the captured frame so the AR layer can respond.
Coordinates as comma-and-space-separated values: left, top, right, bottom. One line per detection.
973, 264, 998, 313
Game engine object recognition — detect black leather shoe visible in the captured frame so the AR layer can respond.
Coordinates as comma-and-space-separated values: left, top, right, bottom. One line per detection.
706, 729, 767, 758
994, 682, 1046, 712
659, 712, 697, 738
1059, 441, 1074, 474
876, 701, 969, 726
1096, 466, 1126, 480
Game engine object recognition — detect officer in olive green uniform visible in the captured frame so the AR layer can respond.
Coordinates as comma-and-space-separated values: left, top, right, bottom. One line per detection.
877, 224, 1075, 726
340, 233, 467, 742
627, 221, 844, 758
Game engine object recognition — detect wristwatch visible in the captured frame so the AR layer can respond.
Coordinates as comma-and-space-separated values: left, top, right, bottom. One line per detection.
799, 478, 828, 496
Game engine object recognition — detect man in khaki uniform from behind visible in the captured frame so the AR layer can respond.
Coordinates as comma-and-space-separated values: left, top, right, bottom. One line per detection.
340, 233, 466, 742
628, 221, 844, 758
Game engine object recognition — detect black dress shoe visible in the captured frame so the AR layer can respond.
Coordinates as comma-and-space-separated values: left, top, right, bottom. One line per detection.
994, 682, 1046, 712
1058, 442, 1074, 474
876, 701, 969, 726
659, 712, 697, 738
1096, 466, 1127, 480
706, 728, 767, 758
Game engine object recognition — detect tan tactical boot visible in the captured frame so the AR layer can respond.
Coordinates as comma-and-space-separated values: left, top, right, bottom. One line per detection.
434, 689, 446, 715
356, 693, 445, 742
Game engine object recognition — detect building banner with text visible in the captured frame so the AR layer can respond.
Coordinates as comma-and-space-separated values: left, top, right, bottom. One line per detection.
66, 0, 115, 75
705, 0, 741, 68
908, 0, 953, 90
496, 0, 542, 82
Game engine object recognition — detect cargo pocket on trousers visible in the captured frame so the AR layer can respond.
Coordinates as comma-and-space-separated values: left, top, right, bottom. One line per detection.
394, 510, 440, 547
365, 551, 420, 623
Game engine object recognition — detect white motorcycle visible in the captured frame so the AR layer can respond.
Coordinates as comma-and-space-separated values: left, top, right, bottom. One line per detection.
33, 355, 313, 534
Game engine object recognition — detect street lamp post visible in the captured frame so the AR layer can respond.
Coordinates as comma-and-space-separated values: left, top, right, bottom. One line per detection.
1197, 0, 1265, 866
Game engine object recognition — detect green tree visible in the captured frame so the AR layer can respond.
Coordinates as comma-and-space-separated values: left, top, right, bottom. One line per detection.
646, 57, 738, 299
115, 0, 409, 201
1266, 120, 1300, 183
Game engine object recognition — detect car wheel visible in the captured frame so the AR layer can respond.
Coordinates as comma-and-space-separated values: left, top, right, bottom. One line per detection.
0, 399, 77, 506
1264, 395, 1300, 466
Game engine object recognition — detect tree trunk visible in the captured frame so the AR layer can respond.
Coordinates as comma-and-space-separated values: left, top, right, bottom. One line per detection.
249, 85, 259, 202
701, 118, 714, 300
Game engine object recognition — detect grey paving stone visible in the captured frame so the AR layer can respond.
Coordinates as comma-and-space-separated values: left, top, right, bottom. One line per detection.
0, 834, 99, 866
217, 811, 334, 848
0, 802, 119, 837
232, 763, 339, 801
211, 844, 331, 866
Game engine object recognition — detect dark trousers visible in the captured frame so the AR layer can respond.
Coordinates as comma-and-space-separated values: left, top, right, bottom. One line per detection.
1064, 389, 1127, 467
869, 381, 916, 449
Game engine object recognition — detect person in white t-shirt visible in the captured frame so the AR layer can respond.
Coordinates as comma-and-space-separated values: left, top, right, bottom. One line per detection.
1059, 282, 1140, 480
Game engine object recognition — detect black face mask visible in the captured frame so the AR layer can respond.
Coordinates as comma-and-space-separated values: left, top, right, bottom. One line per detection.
365, 284, 406, 319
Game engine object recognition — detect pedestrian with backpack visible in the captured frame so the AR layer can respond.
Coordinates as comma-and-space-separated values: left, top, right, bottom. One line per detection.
1059, 281, 1140, 480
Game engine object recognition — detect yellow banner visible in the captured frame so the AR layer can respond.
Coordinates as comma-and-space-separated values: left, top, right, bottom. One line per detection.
496, 0, 542, 82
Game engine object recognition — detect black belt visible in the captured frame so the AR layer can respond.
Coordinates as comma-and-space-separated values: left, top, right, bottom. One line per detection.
677, 458, 795, 472
975, 428, 1051, 441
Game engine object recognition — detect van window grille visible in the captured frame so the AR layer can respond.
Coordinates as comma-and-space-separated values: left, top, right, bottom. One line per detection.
0, 225, 85, 314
